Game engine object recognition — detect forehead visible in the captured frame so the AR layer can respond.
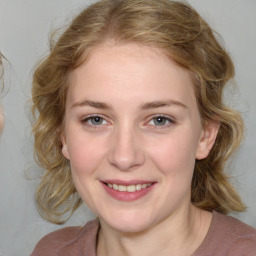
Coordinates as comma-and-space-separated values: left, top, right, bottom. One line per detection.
67, 43, 197, 109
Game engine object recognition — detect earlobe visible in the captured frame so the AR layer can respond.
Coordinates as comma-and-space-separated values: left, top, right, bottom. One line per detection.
196, 121, 219, 160
60, 133, 70, 160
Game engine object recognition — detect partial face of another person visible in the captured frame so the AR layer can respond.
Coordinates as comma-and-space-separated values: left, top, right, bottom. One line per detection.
0, 103, 4, 135
61, 43, 217, 233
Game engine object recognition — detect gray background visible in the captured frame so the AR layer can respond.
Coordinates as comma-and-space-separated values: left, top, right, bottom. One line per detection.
0, 0, 255, 255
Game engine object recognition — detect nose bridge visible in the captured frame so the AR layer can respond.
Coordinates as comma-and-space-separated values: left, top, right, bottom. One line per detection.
108, 121, 144, 171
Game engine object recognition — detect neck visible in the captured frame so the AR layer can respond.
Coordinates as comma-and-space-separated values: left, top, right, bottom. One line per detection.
97, 205, 212, 256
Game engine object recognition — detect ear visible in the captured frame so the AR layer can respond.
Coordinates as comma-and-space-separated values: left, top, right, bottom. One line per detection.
60, 131, 70, 160
196, 121, 219, 160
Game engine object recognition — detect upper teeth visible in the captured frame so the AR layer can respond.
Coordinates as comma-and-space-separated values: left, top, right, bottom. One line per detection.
107, 183, 152, 192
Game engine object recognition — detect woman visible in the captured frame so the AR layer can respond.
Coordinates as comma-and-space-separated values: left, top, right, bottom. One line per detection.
31, 0, 256, 255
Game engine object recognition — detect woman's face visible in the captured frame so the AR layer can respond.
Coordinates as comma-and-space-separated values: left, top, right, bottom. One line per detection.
61, 43, 217, 233
0, 103, 4, 134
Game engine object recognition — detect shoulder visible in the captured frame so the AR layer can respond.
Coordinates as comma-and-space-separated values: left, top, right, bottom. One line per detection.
194, 211, 256, 256
215, 211, 256, 234
30, 219, 99, 256
216, 213, 256, 255
227, 236, 256, 255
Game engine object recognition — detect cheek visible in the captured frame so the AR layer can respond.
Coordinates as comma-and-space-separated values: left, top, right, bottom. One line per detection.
66, 132, 103, 173
69, 144, 102, 176
67, 135, 106, 206
148, 130, 198, 177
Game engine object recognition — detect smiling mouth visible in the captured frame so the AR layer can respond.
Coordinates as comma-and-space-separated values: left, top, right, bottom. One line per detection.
105, 183, 153, 192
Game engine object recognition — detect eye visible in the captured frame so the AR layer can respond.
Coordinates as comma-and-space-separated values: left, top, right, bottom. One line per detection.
148, 115, 174, 127
81, 115, 108, 127
89, 116, 105, 125
152, 116, 168, 126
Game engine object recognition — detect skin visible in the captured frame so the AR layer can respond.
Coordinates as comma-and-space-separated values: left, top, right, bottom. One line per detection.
0, 103, 4, 135
61, 43, 219, 256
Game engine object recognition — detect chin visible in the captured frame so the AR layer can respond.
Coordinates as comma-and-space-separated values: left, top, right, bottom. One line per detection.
99, 210, 156, 234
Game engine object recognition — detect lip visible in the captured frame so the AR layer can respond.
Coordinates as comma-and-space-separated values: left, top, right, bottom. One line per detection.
102, 179, 155, 186
101, 180, 156, 202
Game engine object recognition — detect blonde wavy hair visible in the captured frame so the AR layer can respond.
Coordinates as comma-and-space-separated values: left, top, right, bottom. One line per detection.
32, 0, 245, 224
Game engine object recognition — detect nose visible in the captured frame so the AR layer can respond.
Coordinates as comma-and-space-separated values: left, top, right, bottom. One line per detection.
108, 125, 145, 171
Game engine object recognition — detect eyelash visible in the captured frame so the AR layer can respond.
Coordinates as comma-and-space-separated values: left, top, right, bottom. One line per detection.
80, 114, 175, 129
81, 114, 110, 129
147, 115, 175, 128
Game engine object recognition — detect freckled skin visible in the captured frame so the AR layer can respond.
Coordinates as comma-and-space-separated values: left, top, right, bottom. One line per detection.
61, 43, 217, 234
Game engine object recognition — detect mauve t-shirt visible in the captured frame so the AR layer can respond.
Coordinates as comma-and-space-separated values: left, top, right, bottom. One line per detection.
31, 211, 256, 256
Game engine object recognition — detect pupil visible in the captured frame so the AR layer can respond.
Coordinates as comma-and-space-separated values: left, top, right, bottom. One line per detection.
92, 117, 102, 125
154, 117, 166, 125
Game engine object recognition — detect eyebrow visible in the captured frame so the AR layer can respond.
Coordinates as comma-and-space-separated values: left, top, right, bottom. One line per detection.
140, 100, 187, 110
71, 100, 112, 110
71, 99, 187, 110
